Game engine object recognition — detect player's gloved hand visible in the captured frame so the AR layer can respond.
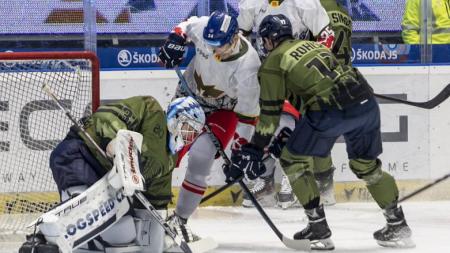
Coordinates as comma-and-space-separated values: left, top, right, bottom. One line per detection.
223, 151, 244, 184
158, 32, 186, 68
268, 127, 292, 158
224, 143, 266, 183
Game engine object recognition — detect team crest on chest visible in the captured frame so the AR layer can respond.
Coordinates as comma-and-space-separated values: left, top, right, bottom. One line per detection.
194, 71, 224, 98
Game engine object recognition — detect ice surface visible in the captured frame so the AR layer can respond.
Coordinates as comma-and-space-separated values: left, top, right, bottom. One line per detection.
1, 201, 449, 253
189, 201, 450, 252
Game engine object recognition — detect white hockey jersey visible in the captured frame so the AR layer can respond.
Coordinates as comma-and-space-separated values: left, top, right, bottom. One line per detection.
174, 16, 261, 118
238, 0, 330, 55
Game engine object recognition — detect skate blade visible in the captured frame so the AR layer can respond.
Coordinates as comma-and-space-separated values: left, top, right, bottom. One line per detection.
242, 195, 276, 208
376, 237, 416, 248
277, 200, 301, 210
310, 238, 335, 250
75, 246, 142, 253
319, 194, 336, 206
242, 198, 255, 208
165, 237, 218, 253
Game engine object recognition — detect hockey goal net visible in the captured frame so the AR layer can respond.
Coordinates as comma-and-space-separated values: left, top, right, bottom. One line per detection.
0, 51, 100, 244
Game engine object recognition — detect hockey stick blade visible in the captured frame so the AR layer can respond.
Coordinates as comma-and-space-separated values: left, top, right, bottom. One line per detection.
282, 235, 311, 251
374, 83, 450, 109
239, 182, 310, 251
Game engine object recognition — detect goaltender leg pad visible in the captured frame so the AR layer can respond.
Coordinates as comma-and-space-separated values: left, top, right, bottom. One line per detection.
134, 208, 166, 252
34, 171, 131, 253
100, 215, 136, 245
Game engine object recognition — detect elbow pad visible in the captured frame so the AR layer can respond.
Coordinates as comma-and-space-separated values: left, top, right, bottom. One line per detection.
231, 119, 256, 152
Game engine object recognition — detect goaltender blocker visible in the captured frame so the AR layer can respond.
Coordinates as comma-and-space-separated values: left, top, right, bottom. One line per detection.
19, 96, 205, 253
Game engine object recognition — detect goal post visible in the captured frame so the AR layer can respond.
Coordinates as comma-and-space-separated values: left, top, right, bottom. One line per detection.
0, 51, 100, 241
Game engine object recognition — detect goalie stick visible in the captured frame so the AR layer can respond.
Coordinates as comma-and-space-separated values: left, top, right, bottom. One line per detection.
175, 68, 311, 251
374, 83, 450, 109
42, 85, 193, 253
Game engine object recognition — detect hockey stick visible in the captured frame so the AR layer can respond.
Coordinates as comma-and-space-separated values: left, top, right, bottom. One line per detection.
42, 85, 193, 253
398, 172, 450, 203
200, 175, 243, 204
374, 83, 450, 109
175, 68, 311, 251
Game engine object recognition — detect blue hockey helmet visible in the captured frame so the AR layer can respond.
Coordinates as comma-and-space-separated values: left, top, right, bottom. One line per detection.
258, 14, 293, 44
167, 96, 205, 154
203, 11, 238, 47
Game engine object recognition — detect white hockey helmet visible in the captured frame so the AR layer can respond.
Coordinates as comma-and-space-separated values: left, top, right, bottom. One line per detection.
167, 96, 205, 154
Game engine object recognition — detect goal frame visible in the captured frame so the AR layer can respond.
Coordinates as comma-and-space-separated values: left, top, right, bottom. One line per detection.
0, 51, 101, 243
0, 51, 100, 111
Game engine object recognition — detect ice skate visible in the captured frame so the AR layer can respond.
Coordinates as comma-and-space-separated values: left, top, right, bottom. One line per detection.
374, 205, 415, 248
165, 213, 217, 253
166, 212, 200, 243
315, 166, 336, 206
19, 232, 59, 253
293, 205, 335, 250
242, 175, 276, 208
276, 174, 301, 209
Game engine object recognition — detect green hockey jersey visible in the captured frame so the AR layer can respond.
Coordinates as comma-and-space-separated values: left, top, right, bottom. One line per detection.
320, 0, 353, 66
254, 40, 372, 148
81, 96, 176, 207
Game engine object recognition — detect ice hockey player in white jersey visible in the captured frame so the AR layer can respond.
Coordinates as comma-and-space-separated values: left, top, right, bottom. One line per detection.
238, 0, 335, 56
158, 10, 261, 245
237, 0, 337, 209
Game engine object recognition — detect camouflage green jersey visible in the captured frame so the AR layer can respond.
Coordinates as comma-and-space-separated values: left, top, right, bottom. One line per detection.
320, 0, 353, 66
254, 40, 372, 148
81, 96, 177, 208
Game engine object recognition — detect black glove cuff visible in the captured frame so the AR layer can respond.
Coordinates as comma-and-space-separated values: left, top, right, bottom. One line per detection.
241, 143, 264, 159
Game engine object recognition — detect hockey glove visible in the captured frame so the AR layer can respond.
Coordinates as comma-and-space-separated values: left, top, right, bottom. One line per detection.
268, 127, 292, 158
224, 143, 266, 183
224, 150, 245, 184
158, 32, 186, 68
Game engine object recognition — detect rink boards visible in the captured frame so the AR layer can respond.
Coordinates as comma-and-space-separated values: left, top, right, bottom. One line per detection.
1, 179, 450, 215
1, 65, 450, 212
